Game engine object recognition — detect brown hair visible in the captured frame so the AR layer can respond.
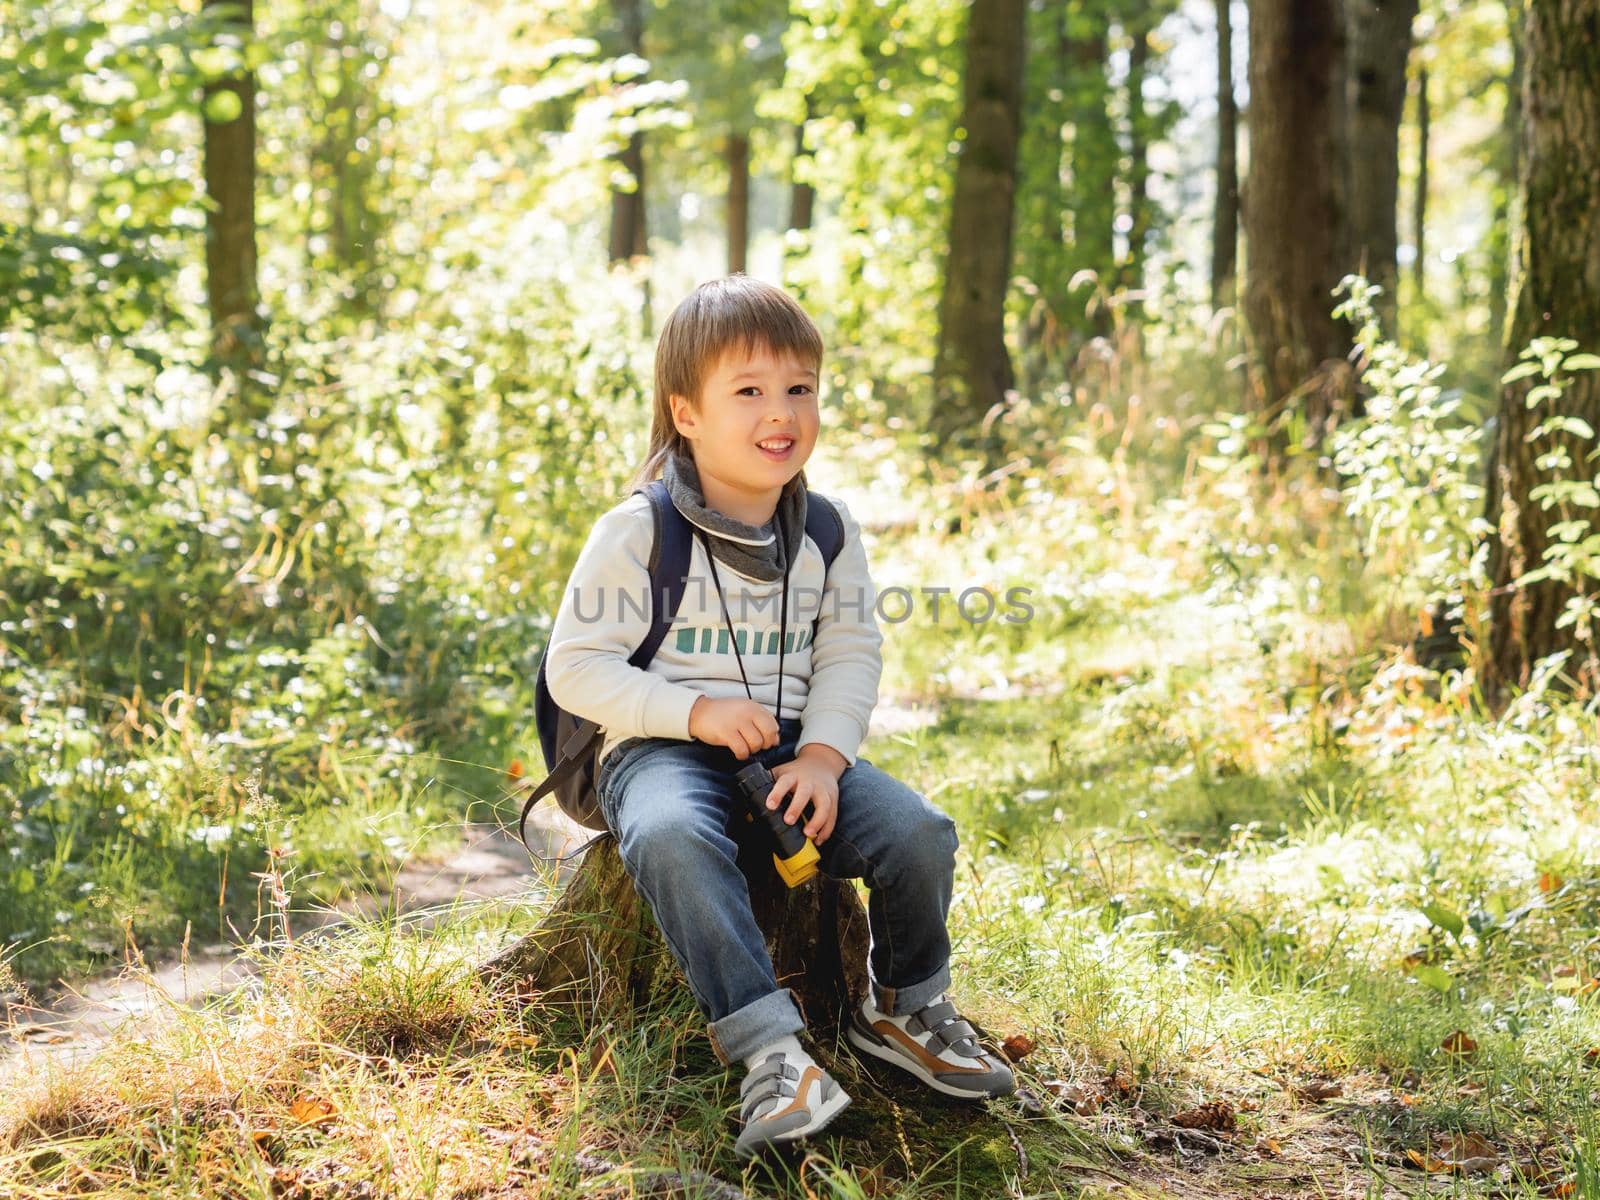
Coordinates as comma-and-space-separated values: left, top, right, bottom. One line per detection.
626, 273, 824, 493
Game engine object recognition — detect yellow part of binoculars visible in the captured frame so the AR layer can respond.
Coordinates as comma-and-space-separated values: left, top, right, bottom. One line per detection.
773, 839, 820, 888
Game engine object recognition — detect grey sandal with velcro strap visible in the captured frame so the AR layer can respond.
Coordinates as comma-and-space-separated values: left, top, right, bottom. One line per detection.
733, 1052, 852, 1159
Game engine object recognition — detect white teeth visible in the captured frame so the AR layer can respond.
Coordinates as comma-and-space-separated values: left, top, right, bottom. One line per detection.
758, 439, 793, 451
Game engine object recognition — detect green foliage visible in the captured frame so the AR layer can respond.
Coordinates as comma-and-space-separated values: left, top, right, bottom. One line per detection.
1502, 337, 1600, 654
0, 0, 258, 339
768, 0, 966, 425
1330, 275, 1490, 610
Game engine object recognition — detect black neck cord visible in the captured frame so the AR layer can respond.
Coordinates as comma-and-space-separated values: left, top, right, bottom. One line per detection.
699, 528, 791, 731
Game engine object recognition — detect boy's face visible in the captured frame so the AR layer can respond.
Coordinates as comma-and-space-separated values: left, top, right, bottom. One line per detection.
670, 341, 820, 516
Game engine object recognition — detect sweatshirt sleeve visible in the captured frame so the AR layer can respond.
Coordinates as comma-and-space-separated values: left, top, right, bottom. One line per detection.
797, 496, 884, 766
543, 496, 704, 742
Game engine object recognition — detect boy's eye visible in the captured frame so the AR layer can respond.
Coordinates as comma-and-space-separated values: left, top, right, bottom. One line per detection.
738, 385, 815, 396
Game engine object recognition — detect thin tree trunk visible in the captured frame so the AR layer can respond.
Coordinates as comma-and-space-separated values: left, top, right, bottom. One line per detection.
1346, 0, 1418, 326
1242, 0, 1354, 443
930, 0, 1027, 457
608, 132, 649, 262
608, 0, 648, 264
726, 132, 750, 275
1481, 0, 1600, 701
202, 0, 258, 360
1067, 11, 1116, 313
1122, 14, 1151, 303
1412, 66, 1428, 302
1487, 1, 1523, 350
784, 99, 816, 288
1212, 0, 1238, 311
788, 96, 816, 233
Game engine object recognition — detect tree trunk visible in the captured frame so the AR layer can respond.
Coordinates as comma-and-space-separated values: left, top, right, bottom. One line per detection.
1121, 14, 1151, 305
1412, 65, 1429, 303
1067, 6, 1116, 319
1481, 0, 1600, 701
1487, 1, 1524, 350
784, 99, 817, 289
608, 133, 649, 262
202, 0, 259, 360
1212, 0, 1238, 311
1345, 0, 1418, 327
930, 0, 1026, 458
1242, 0, 1354, 443
726, 132, 750, 275
788, 97, 816, 234
478, 826, 871, 1043
608, 0, 649, 264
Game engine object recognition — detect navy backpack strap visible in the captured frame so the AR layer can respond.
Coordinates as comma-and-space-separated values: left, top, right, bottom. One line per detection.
805, 492, 847, 574
636, 479, 692, 666
520, 483, 684, 860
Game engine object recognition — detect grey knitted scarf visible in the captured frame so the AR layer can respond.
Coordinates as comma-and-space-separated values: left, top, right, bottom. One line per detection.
662, 448, 807, 583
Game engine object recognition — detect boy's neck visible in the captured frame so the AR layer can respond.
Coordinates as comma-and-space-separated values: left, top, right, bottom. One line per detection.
698, 472, 782, 527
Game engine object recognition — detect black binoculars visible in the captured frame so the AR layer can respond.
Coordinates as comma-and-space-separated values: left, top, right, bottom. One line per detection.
734, 760, 820, 887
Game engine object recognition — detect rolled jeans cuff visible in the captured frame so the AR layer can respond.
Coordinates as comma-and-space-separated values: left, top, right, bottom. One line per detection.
706, 987, 806, 1066
871, 957, 951, 1017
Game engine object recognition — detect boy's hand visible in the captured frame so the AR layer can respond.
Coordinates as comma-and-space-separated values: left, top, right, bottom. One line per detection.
766, 745, 847, 844
688, 695, 778, 759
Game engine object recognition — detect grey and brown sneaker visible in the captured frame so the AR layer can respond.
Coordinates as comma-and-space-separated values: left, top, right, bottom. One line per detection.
846, 994, 1016, 1100
732, 1050, 852, 1160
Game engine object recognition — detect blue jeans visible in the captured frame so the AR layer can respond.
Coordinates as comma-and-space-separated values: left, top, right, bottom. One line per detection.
594, 716, 960, 1065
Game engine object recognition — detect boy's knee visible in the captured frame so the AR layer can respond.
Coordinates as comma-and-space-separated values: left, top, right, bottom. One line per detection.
891, 807, 958, 875
619, 810, 727, 877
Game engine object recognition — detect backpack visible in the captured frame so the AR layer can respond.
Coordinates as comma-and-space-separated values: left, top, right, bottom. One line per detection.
520, 479, 847, 854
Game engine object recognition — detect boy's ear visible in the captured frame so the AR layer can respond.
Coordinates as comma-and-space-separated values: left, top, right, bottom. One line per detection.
669, 392, 698, 437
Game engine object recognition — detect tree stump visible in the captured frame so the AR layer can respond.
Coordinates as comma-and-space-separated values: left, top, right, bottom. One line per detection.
478, 813, 871, 1042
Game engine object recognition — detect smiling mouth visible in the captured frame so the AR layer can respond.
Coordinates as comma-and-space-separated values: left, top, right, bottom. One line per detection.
757, 438, 796, 456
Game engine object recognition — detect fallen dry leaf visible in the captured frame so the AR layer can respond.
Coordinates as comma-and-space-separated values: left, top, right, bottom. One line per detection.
1257, 1136, 1282, 1157
1103, 1068, 1136, 1099
1550, 966, 1600, 995
1440, 1030, 1478, 1057
288, 1095, 337, 1128
507, 759, 524, 780
1539, 872, 1563, 894
586, 1038, 616, 1076
1295, 1078, 1343, 1102
13, 1025, 72, 1044
1437, 1132, 1498, 1174
1172, 1099, 1236, 1132
1407, 1148, 1450, 1173
249, 1128, 283, 1162
1041, 1079, 1102, 1115
1001, 1033, 1035, 1062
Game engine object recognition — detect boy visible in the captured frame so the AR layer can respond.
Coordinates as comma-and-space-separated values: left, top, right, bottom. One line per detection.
545, 274, 1015, 1158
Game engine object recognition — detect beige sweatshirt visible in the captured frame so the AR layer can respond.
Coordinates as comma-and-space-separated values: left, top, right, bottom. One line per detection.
544, 488, 884, 771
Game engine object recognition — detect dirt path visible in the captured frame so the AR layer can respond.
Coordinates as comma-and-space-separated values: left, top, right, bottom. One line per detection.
0, 804, 589, 1084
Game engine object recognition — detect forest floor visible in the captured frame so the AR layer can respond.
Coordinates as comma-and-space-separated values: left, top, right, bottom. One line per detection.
4, 432, 1599, 1198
